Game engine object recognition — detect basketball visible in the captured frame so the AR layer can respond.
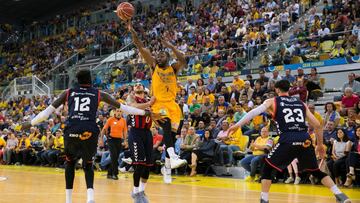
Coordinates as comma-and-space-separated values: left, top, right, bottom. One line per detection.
116, 2, 135, 21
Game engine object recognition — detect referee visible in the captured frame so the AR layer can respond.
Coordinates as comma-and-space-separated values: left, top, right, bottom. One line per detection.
101, 108, 128, 180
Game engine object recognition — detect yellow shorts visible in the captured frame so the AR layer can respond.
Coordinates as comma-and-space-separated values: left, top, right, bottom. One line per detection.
151, 100, 181, 132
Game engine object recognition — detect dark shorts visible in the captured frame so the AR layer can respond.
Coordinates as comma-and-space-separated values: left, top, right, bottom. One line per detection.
265, 140, 319, 172
64, 130, 99, 162
128, 128, 153, 166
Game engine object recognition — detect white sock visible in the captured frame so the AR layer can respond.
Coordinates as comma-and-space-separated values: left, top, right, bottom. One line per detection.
139, 182, 147, 192
87, 188, 94, 202
66, 189, 72, 203
330, 185, 342, 195
261, 192, 269, 201
165, 158, 171, 169
133, 187, 139, 194
167, 147, 177, 158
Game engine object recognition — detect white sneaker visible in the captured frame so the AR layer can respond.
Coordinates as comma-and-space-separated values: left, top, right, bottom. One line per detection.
162, 166, 172, 184
285, 177, 294, 184
294, 177, 301, 185
122, 157, 133, 165
119, 167, 127, 173
170, 156, 187, 169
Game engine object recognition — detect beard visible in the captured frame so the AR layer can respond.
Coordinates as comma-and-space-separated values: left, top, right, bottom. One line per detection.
156, 59, 167, 68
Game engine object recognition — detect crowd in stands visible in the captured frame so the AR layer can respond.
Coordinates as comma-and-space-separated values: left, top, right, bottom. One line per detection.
0, 68, 359, 188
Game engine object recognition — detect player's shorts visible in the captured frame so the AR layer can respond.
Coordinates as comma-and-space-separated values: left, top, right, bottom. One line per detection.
265, 139, 319, 172
151, 100, 181, 132
63, 128, 99, 163
128, 128, 153, 166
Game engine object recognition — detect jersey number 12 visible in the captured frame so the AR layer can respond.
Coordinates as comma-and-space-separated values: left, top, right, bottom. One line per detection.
74, 97, 90, 112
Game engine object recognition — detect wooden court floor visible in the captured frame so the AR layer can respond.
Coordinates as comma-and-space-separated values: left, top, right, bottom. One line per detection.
0, 165, 359, 203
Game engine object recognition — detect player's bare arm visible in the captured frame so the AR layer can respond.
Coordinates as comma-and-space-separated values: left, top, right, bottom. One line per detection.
127, 94, 155, 110
161, 39, 186, 73
304, 105, 325, 158
127, 21, 155, 69
227, 98, 274, 136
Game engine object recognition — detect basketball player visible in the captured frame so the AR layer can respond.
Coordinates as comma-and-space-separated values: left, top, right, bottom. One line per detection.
227, 80, 351, 203
29, 69, 160, 203
127, 83, 154, 202
127, 21, 187, 184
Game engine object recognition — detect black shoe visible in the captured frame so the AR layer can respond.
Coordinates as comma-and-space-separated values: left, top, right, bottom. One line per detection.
111, 175, 119, 180
107, 174, 112, 179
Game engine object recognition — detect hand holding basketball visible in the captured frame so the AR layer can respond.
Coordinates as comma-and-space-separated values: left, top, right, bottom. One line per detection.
116, 2, 135, 21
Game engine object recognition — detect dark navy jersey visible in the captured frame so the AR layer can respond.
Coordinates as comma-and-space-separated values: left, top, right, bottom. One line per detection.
65, 87, 100, 133
128, 96, 152, 130
274, 96, 309, 142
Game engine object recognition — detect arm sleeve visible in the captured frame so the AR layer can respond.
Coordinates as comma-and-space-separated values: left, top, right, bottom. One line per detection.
31, 105, 56, 126
120, 104, 146, 115
235, 104, 268, 127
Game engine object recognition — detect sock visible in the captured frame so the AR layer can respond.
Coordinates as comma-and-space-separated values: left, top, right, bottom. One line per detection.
165, 158, 171, 169
87, 188, 94, 202
66, 189, 72, 203
133, 187, 139, 194
167, 147, 177, 158
330, 185, 342, 195
139, 182, 147, 192
261, 192, 269, 201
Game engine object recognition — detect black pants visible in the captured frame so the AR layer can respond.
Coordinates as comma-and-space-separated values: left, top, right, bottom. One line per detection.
347, 152, 360, 169
108, 137, 122, 176
159, 118, 176, 157
327, 156, 347, 178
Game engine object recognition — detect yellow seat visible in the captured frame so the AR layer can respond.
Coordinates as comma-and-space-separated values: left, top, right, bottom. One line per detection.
291, 56, 303, 64
320, 40, 334, 53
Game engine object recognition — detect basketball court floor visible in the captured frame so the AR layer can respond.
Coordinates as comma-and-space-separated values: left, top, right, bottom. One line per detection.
0, 165, 359, 203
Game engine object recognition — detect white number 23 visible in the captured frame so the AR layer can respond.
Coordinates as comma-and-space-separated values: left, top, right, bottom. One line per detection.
283, 108, 304, 123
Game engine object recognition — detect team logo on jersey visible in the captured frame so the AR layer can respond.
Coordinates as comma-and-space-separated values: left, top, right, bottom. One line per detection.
80, 131, 92, 140
302, 139, 312, 148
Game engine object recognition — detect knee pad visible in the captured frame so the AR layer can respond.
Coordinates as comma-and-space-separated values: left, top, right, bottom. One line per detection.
310, 169, 327, 180
262, 161, 273, 180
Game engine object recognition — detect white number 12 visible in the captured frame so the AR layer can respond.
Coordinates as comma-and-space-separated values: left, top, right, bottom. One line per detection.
74, 97, 90, 112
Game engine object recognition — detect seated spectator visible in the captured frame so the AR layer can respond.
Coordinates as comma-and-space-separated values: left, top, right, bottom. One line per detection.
45, 129, 64, 167
289, 79, 308, 102
37, 130, 54, 166
0, 136, 5, 163
341, 87, 359, 116
215, 96, 229, 113
240, 126, 273, 182
252, 81, 266, 100
323, 121, 337, 150
203, 88, 215, 104
180, 127, 199, 165
239, 94, 254, 111
229, 85, 241, 103
240, 81, 254, 101
150, 127, 163, 165
215, 120, 231, 165
326, 129, 352, 185
175, 128, 187, 155
330, 42, 345, 58
285, 159, 301, 184
232, 75, 245, 90
342, 73, 360, 95
3, 133, 18, 164
196, 121, 206, 138
220, 86, 230, 102
344, 126, 360, 187
187, 86, 197, 105
283, 69, 296, 84
307, 68, 322, 100
189, 130, 216, 176
208, 120, 220, 139
14, 133, 31, 165
323, 102, 341, 128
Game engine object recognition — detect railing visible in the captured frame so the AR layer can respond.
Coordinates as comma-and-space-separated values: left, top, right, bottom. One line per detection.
1, 76, 50, 100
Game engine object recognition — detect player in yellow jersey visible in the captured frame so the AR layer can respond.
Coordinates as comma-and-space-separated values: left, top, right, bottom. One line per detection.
128, 22, 187, 184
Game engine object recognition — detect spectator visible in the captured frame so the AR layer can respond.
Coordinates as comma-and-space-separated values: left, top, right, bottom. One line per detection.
295, 68, 308, 82
344, 126, 360, 187
187, 86, 197, 105
215, 96, 229, 114
342, 73, 360, 94
189, 130, 216, 176
46, 129, 64, 167
324, 102, 341, 128
36, 130, 54, 166
330, 42, 345, 58
3, 133, 18, 164
289, 79, 308, 102
341, 87, 359, 116
185, 79, 196, 94
240, 81, 254, 101
240, 126, 273, 182
0, 136, 5, 162
307, 68, 322, 100
285, 159, 301, 184
267, 70, 282, 89
215, 76, 226, 93
14, 133, 31, 165
206, 77, 216, 93
208, 120, 220, 139
239, 94, 254, 111
283, 69, 296, 84
256, 70, 269, 89
232, 75, 245, 90
180, 127, 199, 165
151, 127, 163, 164
220, 86, 230, 102
326, 128, 352, 185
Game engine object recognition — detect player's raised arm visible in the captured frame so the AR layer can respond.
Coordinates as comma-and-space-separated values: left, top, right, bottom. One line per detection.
227, 98, 274, 136
100, 91, 148, 115
161, 39, 186, 73
30, 90, 67, 126
127, 21, 156, 69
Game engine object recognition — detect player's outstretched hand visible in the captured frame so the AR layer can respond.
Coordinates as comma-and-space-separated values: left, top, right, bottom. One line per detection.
160, 39, 174, 49
149, 96, 156, 106
21, 121, 32, 131
150, 112, 166, 123
315, 145, 326, 159
227, 125, 240, 137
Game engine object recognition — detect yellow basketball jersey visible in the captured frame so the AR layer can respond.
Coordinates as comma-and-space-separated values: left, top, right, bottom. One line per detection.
152, 65, 177, 102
